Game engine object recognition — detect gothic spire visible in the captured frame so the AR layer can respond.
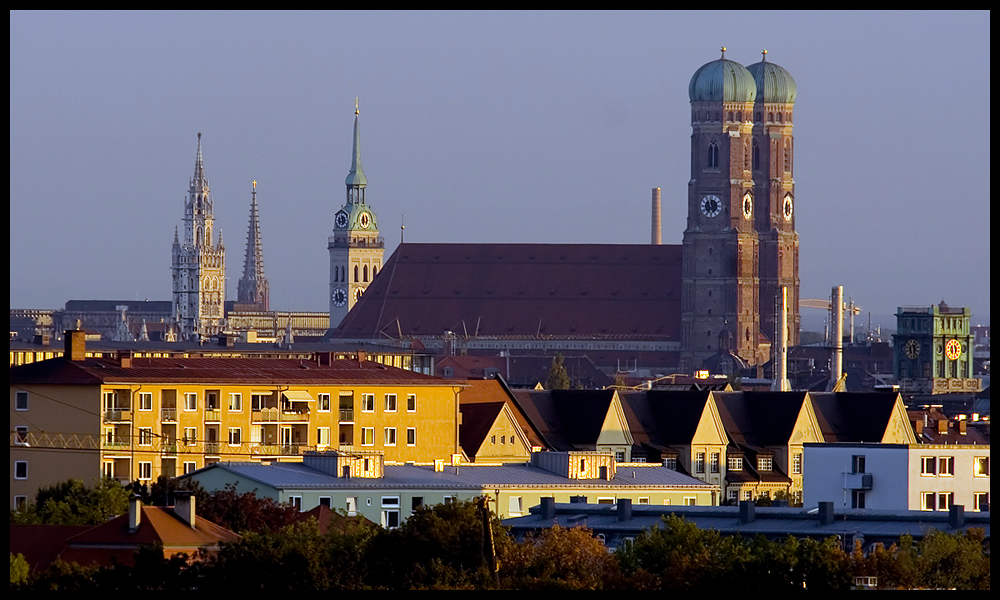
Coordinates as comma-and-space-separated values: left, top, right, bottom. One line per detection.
191, 132, 209, 191
237, 180, 269, 311
345, 98, 367, 203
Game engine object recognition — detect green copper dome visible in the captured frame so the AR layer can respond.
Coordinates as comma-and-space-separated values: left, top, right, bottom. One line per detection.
746, 54, 797, 104
689, 51, 757, 103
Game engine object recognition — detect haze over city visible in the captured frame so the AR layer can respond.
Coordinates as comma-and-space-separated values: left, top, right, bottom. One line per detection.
10, 11, 990, 331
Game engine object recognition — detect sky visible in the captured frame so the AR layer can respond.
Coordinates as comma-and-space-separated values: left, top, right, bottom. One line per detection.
10, 11, 990, 332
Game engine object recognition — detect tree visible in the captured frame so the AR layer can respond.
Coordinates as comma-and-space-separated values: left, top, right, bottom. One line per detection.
501, 524, 621, 589
545, 354, 571, 390
10, 478, 129, 526
195, 484, 300, 534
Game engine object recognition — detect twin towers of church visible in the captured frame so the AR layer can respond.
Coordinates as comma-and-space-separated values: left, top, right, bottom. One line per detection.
681, 49, 800, 371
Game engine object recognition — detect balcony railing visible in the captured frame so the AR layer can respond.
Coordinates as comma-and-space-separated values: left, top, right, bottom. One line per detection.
205, 442, 221, 455
204, 409, 222, 422
252, 408, 310, 423
103, 409, 132, 422
339, 408, 355, 422
161, 408, 177, 422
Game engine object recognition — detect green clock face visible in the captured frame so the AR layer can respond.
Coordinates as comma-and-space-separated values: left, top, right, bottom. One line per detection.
701, 195, 722, 218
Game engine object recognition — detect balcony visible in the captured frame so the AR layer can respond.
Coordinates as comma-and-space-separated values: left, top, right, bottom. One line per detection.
205, 442, 221, 456
842, 472, 873, 490
251, 444, 306, 457
252, 408, 310, 423
204, 409, 222, 423
160, 408, 177, 422
103, 409, 132, 422
339, 408, 355, 423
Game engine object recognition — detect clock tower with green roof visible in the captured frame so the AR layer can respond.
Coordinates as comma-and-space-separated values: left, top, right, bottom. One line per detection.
329, 101, 383, 328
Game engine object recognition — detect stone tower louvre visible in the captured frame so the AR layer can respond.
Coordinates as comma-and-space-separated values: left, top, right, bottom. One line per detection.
172, 133, 226, 341
237, 180, 269, 311
747, 51, 800, 352
681, 49, 761, 372
329, 101, 384, 329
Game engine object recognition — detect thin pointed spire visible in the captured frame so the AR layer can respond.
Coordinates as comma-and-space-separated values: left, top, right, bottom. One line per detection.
191, 132, 208, 190
237, 180, 269, 311
345, 98, 367, 194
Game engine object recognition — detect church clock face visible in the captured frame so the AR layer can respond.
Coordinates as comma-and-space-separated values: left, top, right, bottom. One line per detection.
945, 339, 962, 361
335, 212, 348, 229
700, 195, 722, 218
358, 211, 371, 229
782, 194, 793, 221
742, 192, 753, 219
904, 339, 920, 359
332, 287, 347, 307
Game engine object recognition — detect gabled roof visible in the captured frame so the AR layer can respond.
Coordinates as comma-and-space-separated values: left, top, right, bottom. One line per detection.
459, 378, 548, 449
10, 356, 450, 387
510, 389, 621, 451
809, 392, 909, 443
291, 505, 377, 533
714, 392, 809, 449
460, 402, 507, 457
332, 243, 682, 340
56, 506, 239, 567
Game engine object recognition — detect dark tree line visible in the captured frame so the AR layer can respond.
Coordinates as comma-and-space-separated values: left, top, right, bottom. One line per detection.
11, 480, 991, 590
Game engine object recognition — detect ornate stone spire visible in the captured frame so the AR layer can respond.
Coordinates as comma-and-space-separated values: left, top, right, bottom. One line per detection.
237, 180, 269, 311
191, 132, 209, 191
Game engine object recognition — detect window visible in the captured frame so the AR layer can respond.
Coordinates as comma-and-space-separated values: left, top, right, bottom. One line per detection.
15, 461, 27, 480
974, 492, 989, 512
252, 394, 268, 411
384, 394, 397, 412
228, 393, 242, 412
361, 428, 374, 446
319, 496, 332, 508
938, 492, 954, 511
443, 496, 456, 505
138, 462, 152, 480
138, 428, 153, 446
509, 496, 523, 516
318, 393, 331, 412
407, 428, 416, 446
615, 451, 625, 462
663, 457, 677, 470
382, 496, 400, 529
684, 497, 697, 506
412, 497, 424, 510
728, 456, 743, 471
317, 427, 331, 447
14, 496, 28, 511
362, 394, 375, 413
228, 428, 242, 446
921, 456, 937, 476
638, 497, 649, 505
407, 394, 416, 412
852, 490, 866, 509
15, 426, 28, 446
346, 497, 358, 516
138, 392, 153, 411
183, 461, 197, 474
289, 496, 302, 511
491, 435, 496, 444
711, 453, 720, 473
921, 492, 936, 511
695, 452, 705, 473
184, 427, 197, 446
384, 427, 396, 446
974, 457, 989, 477
184, 393, 198, 411
707, 142, 719, 168
939, 456, 954, 476
15, 391, 28, 411
758, 456, 773, 472
728, 489, 739, 501
742, 489, 752, 501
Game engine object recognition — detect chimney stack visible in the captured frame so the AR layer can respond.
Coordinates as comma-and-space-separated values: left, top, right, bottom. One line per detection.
540, 496, 555, 520
128, 494, 142, 532
651, 188, 662, 245
739, 500, 755, 524
65, 329, 87, 361
617, 498, 633, 522
173, 491, 196, 528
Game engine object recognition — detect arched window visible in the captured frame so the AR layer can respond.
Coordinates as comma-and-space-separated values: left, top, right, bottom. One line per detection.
752, 141, 760, 171
363, 265, 369, 282
784, 141, 791, 173
373, 265, 378, 277
736, 111, 742, 122
354, 265, 359, 282
707, 142, 719, 169
726, 111, 733, 122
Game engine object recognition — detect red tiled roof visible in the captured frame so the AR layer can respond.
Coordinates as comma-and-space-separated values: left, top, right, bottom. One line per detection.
332, 243, 682, 340
11, 356, 450, 386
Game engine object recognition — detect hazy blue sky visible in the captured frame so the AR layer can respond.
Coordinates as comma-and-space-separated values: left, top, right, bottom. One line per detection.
10, 11, 990, 331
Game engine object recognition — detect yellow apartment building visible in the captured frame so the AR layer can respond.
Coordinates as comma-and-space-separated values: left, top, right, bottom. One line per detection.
10, 331, 462, 508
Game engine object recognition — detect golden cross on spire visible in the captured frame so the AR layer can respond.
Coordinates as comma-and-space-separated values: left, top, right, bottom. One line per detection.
762, 49, 768, 60
720, 46, 727, 58
252, 179, 257, 190
355, 97, 359, 115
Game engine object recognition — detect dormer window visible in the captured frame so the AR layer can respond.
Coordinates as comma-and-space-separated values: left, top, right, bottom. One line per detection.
758, 456, 773, 471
